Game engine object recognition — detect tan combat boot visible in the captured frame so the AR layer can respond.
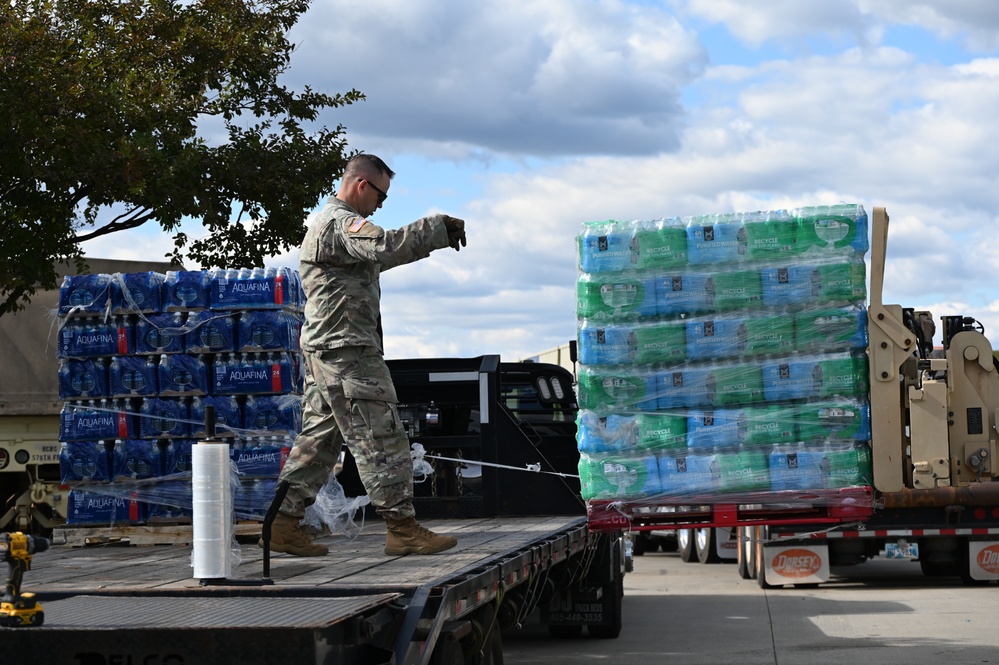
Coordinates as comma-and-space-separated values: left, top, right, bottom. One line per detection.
385, 517, 457, 555
259, 512, 329, 557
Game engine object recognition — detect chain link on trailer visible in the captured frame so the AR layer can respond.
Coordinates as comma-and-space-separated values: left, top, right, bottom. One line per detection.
430, 457, 438, 498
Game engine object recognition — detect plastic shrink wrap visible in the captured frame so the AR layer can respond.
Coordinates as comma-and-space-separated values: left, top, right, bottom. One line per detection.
55, 269, 304, 525
576, 205, 873, 511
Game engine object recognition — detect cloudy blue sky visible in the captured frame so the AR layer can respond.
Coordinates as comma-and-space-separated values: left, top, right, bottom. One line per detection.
83, 0, 999, 362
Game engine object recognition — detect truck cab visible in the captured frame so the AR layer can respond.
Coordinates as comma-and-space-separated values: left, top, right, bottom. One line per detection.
337, 355, 584, 519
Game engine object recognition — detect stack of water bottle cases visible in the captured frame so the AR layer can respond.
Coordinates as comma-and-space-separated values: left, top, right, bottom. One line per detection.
576, 204, 874, 506
56, 268, 304, 526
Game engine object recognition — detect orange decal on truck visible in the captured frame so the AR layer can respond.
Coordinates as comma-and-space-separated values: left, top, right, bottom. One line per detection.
976, 544, 999, 574
771, 549, 822, 578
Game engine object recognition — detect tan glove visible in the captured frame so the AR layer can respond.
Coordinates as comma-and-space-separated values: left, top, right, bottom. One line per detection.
443, 215, 466, 251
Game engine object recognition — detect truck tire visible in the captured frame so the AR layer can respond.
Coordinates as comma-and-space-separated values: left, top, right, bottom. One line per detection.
589, 535, 625, 639
587, 581, 623, 639
430, 634, 464, 665
737, 527, 754, 580
632, 534, 648, 557
919, 558, 958, 578
746, 528, 758, 580
695, 528, 721, 564
548, 624, 583, 638
754, 527, 776, 589
678, 529, 695, 562
918, 537, 960, 578
474, 622, 504, 664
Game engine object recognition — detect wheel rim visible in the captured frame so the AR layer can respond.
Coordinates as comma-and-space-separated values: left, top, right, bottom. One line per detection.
696, 528, 709, 551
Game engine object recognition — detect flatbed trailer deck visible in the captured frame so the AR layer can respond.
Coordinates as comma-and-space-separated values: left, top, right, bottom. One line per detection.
5, 516, 618, 664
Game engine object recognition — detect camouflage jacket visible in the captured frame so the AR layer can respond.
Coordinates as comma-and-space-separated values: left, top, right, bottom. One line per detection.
299, 197, 450, 352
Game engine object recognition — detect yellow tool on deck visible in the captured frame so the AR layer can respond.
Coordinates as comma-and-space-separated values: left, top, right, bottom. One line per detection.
0, 532, 49, 627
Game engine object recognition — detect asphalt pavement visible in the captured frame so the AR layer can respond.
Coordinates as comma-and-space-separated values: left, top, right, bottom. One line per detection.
503, 545, 999, 664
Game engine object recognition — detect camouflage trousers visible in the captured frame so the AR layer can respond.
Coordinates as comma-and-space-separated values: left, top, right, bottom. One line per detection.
278, 346, 414, 520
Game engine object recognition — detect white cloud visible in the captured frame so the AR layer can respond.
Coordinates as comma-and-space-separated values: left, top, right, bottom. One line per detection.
680, 0, 873, 48
679, 0, 999, 52
859, 0, 999, 51
82, 227, 178, 266
285, 0, 706, 156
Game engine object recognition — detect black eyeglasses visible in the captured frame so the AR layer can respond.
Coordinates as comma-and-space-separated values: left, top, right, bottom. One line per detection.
364, 179, 388, 204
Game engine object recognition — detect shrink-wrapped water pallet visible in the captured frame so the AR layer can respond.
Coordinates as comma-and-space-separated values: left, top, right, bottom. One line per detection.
575, 206, 875, 526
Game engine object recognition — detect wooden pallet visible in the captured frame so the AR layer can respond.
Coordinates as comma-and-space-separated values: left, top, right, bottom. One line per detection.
52, 522, 263, 547
586, 486, 876, 532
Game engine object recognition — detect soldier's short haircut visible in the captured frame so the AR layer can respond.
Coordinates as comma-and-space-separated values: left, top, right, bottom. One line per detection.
344, 153, 395, 183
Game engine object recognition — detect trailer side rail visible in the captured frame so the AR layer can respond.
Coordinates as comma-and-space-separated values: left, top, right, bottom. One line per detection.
393, 518, 593, 664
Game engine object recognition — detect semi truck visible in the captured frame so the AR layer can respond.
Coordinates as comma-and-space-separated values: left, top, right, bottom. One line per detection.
585, 207, 999, 586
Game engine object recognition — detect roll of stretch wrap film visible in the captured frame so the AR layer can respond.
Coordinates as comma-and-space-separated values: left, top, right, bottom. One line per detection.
192, 442, 233, 579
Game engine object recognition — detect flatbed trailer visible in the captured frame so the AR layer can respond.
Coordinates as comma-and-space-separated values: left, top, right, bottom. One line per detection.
3, 355, 626, 663
4, 515, 624, 664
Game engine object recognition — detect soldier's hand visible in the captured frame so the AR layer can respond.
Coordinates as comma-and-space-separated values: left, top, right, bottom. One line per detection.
443, 215, 466, 251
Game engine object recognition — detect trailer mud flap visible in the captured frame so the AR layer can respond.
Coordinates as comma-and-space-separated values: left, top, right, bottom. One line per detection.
968, 541, 999, 580
542, 587, 612, 626
762, 543, 830, 585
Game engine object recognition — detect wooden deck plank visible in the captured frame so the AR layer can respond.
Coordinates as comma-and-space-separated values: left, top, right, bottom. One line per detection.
51, 522, 265, 547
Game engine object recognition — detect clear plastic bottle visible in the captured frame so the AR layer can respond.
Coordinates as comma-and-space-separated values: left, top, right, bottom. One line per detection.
58, 275, 73, 314
278, 351, 293, 392
577, 220, 636, 274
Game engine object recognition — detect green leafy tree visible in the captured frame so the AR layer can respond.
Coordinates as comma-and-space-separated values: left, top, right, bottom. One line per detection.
0, 0, 362, 315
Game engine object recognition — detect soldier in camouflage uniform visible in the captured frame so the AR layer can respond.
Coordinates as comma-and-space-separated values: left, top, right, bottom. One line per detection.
265, 153, 466, 557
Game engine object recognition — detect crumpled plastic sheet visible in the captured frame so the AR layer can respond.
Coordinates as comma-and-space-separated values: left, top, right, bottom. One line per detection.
302, 473, 371, 539
410, 442, 435, 483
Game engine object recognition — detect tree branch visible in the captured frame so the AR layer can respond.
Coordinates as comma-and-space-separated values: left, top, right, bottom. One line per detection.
74, 207, 156, 243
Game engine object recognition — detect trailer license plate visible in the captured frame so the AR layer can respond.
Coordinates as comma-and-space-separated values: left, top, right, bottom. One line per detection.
885, 541, 919, 559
